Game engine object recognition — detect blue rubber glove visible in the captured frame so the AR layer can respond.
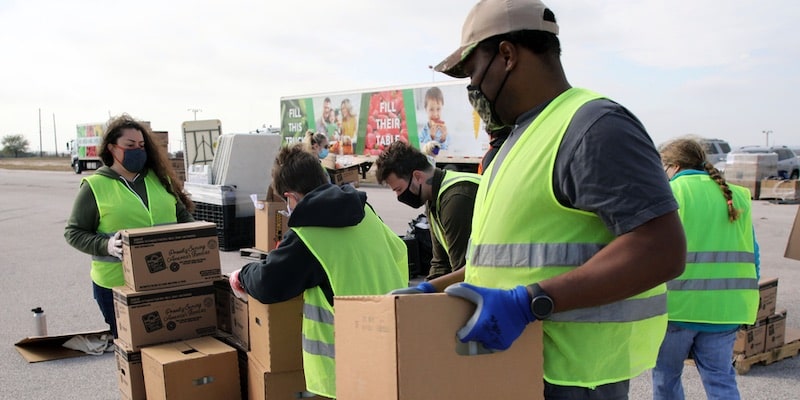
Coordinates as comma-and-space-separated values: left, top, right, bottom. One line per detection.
444, 283, 535, 351
389, 281, 436, 295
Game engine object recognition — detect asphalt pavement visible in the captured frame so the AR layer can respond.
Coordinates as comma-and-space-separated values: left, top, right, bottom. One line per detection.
1, 168, 798, 399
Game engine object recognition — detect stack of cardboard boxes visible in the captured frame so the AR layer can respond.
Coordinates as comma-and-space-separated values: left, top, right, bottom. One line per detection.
732, 275, 800, 371
113, 221, 242, 400
734, 277, 784, 358
214, 275, 314, 400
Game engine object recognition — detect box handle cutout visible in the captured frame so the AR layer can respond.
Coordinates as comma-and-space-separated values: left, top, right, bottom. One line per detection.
193, 376, 215, 386
182, 349, 198, 355
454, 340, 496, 356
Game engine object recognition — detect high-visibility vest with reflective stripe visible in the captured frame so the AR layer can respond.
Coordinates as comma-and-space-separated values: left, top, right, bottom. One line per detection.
292, 205, 408, 398
668, 174, 758, 324
467, 88, 667, 387
84, 171, 177, 288
428, 170, 480, 254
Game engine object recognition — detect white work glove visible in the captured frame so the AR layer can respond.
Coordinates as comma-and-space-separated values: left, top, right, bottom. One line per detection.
106, 231, 123, 260
229, 269, 248, 302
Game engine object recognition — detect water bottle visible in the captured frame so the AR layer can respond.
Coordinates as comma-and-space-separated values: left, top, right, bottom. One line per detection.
32, 307, 47, 336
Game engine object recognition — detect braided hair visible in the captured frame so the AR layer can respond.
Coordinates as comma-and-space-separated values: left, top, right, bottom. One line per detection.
660, 137, 739, 222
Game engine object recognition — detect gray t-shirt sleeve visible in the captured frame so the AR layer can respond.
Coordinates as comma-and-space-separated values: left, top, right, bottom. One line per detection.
553, 99, 678, 235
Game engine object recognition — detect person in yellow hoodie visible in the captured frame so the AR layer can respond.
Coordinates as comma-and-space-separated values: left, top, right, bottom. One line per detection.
64, 114, 194, 337
654, 137, 759, 400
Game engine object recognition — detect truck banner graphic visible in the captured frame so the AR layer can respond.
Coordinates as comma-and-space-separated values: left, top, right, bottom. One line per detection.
280, 82, 488, 159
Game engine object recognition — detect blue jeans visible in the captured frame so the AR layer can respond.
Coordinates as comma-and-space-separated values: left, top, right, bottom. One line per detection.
544, 380, 629, 400
92, 282, 117, 338
652, 323, 739, 400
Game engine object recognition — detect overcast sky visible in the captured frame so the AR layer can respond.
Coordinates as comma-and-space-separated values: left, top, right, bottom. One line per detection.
2, 0, 798, 154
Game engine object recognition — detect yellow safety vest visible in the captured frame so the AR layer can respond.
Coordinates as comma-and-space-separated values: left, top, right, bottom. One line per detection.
467, 88, 667, 387
668, 174, 758, 324
293, 206, 408, 398
84, 170, 177, 288
428, 170, 481, 254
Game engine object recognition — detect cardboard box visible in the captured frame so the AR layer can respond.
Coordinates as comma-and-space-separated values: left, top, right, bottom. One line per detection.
759, 179, 800, 201
335, 294, 544, 400
326, 165, 360, 187
14, 329, 110, 363
142, 336, 241, 400
247, 296, 303, 373
114, 283, 218, 352
757, 277, 779, 322
214, 278, 234, 334
122, 221, 222, 291
764, 310, 787, 351
116, 347, 146, 400
734, 322, 767, 357
786, 206, 800, 261
247, 358, 320, 400
254, 201, 289, 252
214, 276, 250, 351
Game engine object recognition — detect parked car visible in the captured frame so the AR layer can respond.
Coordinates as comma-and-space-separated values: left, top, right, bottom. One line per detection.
700, 138, 732, 171
731, 145, 800, 179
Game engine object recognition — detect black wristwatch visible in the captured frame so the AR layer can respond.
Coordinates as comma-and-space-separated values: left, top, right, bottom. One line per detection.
528, 283, 554, 320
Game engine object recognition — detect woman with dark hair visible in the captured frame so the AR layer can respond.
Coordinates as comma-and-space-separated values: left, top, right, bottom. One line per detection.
64, 114, 195, 338
653, 136, 760, 400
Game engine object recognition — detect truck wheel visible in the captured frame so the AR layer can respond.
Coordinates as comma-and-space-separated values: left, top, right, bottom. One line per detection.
74, 161, 82, 174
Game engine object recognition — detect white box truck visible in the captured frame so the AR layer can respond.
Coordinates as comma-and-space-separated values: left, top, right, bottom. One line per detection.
280, 80, 489, 174
67, 123, 105, 174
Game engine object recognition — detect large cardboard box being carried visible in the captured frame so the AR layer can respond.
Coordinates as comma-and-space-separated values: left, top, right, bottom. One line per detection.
786, 206, 800, 261
335, 294, 544, 400
114, 283, 217, 352
247, 296, 303, 373
142, 336, 241, 400
122, 221, 222, 291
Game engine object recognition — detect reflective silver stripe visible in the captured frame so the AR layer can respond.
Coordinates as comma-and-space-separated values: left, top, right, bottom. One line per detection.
471, 243, 604, 267
303, 303, 335, 325
302, 334, 335, 359
668, 278, 758, 291
550, 293, 667, 323
686, 251, 754, 264
92, 255, 121, 263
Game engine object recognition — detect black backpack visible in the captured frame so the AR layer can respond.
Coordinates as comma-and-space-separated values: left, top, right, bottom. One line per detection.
402, 214, 433, 278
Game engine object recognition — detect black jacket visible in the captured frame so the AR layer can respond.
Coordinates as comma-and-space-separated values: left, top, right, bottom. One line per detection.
239, 184, 371, 306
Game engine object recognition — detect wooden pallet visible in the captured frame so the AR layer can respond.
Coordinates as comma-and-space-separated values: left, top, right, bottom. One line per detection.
733, 328, 800, 375
239, 247, 268, 260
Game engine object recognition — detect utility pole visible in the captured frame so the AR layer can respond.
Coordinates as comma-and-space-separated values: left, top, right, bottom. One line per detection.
53, 113, 58, 157
762, 130, 772, 147
38, 108, 43, 157
187, 108, 202, 120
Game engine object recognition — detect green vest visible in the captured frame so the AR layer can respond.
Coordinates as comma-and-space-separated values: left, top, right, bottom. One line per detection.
84, 170, 177, 288
466, 88, 667, 387
293, 206, 408, 398
428, 170, 481, 254
668, 174, 758, 324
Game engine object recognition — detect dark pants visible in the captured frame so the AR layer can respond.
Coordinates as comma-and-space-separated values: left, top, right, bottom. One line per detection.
544, 380, 629, 400
92, 282, 117, 338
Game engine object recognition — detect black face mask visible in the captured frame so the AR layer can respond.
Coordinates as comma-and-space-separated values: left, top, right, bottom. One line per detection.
397, 176, 424, 209
467, 51, 511, 130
